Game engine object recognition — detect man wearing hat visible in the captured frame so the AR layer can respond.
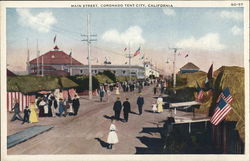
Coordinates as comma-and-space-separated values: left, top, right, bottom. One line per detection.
137, 93, 144, 115
113, 97, 122, 120
11, 99, 23, 121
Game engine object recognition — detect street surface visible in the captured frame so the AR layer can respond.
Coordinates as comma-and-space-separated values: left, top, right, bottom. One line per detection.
7, 84, 206, 154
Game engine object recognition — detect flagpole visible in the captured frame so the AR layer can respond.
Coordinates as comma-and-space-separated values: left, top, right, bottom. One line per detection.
129, 41, 131, 82
36, 39, 40, 76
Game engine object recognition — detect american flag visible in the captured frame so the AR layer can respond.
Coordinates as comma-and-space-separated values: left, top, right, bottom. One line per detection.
216, 88, 233, 104
133, 47, 141, 57
210, 97, 232, 125
197, 89, 204, 102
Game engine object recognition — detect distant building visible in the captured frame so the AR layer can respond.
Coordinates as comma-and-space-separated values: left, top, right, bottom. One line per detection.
143, 61, 160, 78
180, 62, 200, 74
71, 65, 145, 79
29, 46, 83, 76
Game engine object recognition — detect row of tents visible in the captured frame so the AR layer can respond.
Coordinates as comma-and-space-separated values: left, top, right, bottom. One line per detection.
7, 75, 78, 112
169, 65, 244, 153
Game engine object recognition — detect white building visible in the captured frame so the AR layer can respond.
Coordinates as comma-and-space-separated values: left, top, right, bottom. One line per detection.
144, 61, 160, 78
71, 64, 145, 79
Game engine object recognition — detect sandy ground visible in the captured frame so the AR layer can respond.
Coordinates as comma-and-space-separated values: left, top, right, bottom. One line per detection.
6, 84, 206, 154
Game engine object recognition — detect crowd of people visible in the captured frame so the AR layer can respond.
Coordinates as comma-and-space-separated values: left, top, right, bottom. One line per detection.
10, 89, 80, 124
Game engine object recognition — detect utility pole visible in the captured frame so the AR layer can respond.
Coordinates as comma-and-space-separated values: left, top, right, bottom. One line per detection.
169, 47, 181, 89
41, 56, 44, 76
26, 38, 30, 74
82, 14, 97, 100
36, 39, 40, 76
126, 42, 132, 82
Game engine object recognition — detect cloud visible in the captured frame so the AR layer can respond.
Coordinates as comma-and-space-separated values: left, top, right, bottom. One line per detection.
163, 8, 176, 16
16, 8, 57, 33
102, 26, 145, 45
176, 33, 226, 51
220, 10, 243, 21
231, 25, 242, 36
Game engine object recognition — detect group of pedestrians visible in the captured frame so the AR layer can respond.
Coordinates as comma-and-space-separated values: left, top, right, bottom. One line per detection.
10, 90, 80, 124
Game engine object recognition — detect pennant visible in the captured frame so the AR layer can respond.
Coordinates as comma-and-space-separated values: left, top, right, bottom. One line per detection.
53, 35, 56, 44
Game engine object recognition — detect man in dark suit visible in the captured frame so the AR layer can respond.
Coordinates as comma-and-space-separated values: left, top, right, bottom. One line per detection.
72, 94, 80, 116
137, 93, 144, 115
11, 99, 23, 121
113, 97, 122, 120
123, 98, 131, 122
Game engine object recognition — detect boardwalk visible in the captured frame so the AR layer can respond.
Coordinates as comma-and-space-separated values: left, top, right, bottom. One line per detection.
7, 84, 207, 154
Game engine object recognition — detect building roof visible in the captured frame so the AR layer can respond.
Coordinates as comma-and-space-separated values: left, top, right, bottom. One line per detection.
29, 46, 83, 65
180, 62, 200, 70
7, 69, 17, 77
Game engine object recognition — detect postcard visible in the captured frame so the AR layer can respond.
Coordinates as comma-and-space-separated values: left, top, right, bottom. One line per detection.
1, 1, 249, 161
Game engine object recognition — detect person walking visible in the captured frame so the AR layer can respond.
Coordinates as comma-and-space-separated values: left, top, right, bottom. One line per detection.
107, 119, 119, 149
29, 101, 39, 123
63, 99, 69, 117
99, 87, 105, 102
57, 98, 64, 117
38, 97, 46, 117
11, 99, 23, 122
113, 97, 122, 120
72, 94, 80, 116
153, 86, 157, 95
137, 93, 144, 115
123, 98, 131, 122
152, 101, 157, 113
157, 95, 164, 113
22, 106, 31, 124
115, 86, 120, 95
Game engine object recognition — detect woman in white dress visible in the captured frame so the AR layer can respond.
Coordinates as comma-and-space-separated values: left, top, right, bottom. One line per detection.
115, 86, 120, 95
107, 119, 118, 149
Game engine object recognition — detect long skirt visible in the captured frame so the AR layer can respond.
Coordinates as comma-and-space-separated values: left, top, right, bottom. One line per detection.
107, 131, 119, 144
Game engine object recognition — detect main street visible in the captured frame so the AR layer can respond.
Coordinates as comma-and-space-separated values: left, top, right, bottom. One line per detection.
7, 84, 206, 154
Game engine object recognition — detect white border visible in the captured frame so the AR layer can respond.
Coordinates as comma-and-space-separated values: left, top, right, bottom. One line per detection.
1, 1, 249, 161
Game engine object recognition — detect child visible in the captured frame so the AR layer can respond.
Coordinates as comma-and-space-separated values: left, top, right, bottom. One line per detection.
22, 106, 30, 124
107, 119, 119, 149
152, 101, 157, 113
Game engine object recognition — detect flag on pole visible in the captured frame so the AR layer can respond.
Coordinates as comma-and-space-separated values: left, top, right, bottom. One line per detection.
53, 35, 57, 44
207, 64, 213, 80
205, 64, 213, 89
210, 97, 232, 125
133, 47, 141, 57
185, 54, 188, 58
216, 88, 233, 104
124, 48, 127, 51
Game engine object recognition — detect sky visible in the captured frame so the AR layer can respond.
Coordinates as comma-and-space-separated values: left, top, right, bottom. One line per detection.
6, 7, 244, 75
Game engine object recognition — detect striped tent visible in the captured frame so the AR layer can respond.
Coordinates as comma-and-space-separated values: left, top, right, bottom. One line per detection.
7, 92, 35, 112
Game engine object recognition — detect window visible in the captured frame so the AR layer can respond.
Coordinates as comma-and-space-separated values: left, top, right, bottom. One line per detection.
80, 69, 83, 74
123, 71, 126, 74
